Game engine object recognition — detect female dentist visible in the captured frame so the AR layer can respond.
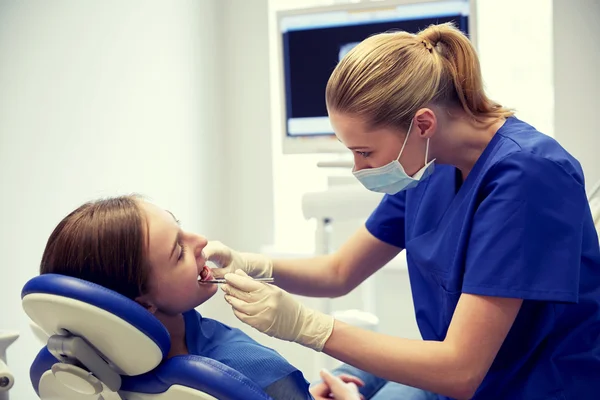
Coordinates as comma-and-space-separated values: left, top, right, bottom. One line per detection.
206, 22, 600, 400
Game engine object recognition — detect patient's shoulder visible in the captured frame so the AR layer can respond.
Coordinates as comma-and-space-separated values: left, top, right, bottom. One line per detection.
184, 310, 255, 354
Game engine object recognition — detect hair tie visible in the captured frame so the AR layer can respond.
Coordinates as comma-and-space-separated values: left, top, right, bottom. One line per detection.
422, 39, 434, 53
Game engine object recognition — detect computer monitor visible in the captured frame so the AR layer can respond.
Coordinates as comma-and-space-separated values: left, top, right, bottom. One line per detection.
275, 0, 474, 155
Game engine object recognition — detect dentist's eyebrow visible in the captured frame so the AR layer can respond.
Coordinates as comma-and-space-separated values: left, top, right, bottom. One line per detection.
336, 135, 368, 151
347, 146, 370, 151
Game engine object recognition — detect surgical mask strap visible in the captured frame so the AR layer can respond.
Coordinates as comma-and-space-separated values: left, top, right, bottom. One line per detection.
424, 138, 430, 164
397, 119, 414, 162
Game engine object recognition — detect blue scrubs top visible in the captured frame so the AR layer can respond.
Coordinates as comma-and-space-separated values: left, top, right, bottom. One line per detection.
183, 310, 312, 396
366, 117, 600, 399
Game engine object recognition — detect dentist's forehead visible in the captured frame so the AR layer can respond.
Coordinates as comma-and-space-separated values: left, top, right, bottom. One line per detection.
330, 112, 372, 149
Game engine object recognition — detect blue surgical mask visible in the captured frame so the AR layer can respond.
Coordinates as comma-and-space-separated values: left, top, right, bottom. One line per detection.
352, 119, 435, 194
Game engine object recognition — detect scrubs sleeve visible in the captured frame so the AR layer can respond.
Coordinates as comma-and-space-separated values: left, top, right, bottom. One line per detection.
463, 152, 586, 303
365, 191, 407, 249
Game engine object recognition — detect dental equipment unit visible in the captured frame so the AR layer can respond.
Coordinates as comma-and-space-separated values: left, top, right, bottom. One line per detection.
0, 331, 19, 400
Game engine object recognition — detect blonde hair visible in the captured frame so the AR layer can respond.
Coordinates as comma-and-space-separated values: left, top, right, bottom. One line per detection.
325, 22, 513, 129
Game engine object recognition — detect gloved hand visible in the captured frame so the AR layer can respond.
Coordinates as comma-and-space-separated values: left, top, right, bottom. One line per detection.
222, 270, 334, 352
203, 241, 273, 279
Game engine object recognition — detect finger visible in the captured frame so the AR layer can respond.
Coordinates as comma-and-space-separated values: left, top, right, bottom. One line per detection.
308, 382, 328, 397
210, 267, 229, 279
231, 306, 269, 334
224, 294, 257, 316
231, 306, 251, 324
224, 271, 264, 292
319, 369, 344, 391
224, 294, 271, 321
221, 283, 254, 303
336, 374, 365, 387
203, 241, 224, 259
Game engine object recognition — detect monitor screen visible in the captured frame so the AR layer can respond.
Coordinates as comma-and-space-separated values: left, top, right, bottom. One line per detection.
277, 0, 471, 154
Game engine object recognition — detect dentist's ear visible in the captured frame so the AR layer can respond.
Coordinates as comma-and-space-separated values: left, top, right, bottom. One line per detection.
414, 108, 437, 138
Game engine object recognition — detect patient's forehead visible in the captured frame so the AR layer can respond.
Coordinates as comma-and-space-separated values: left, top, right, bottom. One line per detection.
139, 201, 178, 264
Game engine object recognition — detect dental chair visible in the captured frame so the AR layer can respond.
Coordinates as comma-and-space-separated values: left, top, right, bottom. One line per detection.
22, 274, 273, 400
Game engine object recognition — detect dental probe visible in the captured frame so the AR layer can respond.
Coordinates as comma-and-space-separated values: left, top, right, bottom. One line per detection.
198, 277, 275, 284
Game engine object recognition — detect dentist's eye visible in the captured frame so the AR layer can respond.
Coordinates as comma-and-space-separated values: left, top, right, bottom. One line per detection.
357, 151, 371, 157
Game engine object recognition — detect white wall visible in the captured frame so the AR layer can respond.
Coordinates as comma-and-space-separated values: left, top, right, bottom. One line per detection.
0, 1, 226, 398
553, 0, 600, 191
476, 0, 554, 137
220, 0, 276, 252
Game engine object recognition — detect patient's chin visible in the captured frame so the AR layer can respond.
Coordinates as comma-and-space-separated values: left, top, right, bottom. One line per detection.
195, 284, 218, 305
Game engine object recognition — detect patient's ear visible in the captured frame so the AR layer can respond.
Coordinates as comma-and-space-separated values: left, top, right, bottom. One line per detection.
135, 295, 158, 314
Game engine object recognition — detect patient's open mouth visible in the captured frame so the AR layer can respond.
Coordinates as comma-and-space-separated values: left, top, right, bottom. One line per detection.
198, 265, 213, 282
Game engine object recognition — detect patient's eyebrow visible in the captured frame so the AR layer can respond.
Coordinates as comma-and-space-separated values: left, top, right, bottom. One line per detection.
166, 210, 180, 224
166, 210, 182, 260
170, 230, 181, 260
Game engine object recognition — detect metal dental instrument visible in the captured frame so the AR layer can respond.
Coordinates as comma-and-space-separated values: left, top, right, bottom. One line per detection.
198, 277, 275, 284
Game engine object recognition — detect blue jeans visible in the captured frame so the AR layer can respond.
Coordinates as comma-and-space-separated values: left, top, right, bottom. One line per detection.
327, 363, 438, 400
263, 370, 314, 400
264, 364, 438, 400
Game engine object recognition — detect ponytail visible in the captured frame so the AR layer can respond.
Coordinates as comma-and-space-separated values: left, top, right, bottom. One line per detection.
326, 22, 513, 130
418, 23, 513, 122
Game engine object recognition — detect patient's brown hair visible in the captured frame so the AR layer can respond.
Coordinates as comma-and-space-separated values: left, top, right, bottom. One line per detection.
40, 195, 149, 300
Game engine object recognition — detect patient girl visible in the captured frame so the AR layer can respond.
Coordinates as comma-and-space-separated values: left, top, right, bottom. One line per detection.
40, 195, 360, 400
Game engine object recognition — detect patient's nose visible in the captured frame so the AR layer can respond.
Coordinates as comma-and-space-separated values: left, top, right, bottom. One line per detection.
194, 235, 208, 259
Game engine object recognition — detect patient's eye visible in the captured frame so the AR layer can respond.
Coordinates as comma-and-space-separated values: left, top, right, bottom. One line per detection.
178, 242, 186, 261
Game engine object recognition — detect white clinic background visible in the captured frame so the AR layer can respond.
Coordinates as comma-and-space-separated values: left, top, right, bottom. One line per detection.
0, 0, 598, 398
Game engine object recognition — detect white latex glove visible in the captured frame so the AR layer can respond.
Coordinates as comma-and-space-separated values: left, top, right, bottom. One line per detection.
222, 270, 334, 352
203, 241, 273, 279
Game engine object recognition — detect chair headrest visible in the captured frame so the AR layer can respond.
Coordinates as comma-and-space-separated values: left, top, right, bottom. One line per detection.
22, 274, 170, 376
23, 274, 273, 400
